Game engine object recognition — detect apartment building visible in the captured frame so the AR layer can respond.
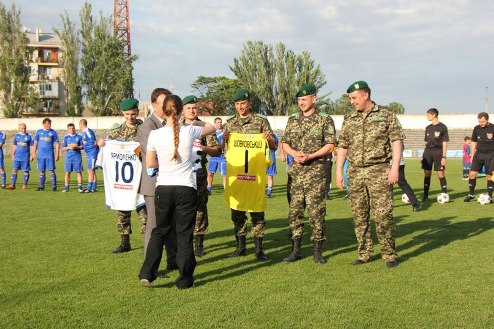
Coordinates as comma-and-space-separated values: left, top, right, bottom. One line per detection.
22, 27, 66, 117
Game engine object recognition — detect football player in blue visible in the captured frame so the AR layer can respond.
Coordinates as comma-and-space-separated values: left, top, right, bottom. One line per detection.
206, 117, 226, 194
33, 117, 60, 191
79, 119, 99, 192
0, 130, 6, 188
7, 123, 34, 190
62, 123, 83, 192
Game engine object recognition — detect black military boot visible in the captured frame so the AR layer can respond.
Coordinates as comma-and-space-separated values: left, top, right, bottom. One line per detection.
112, 234, 131, 254
195, 235, 205, 257
254, 237, 268, 261
228, 235, 246, 257
313, 240, 326, 264
283, 238, 302, 262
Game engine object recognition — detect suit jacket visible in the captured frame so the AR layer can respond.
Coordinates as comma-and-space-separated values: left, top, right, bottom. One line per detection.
136, 114, 163, 196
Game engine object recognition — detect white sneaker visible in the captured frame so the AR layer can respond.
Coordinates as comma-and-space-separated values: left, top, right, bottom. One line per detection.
62, 189, 69, 193
140, 279, 153, 287
78, 188, 83, 193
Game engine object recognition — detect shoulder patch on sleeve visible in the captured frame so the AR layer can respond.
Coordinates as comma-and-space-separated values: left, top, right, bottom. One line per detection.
319, 112, 328, 118
256, 113, 268, 119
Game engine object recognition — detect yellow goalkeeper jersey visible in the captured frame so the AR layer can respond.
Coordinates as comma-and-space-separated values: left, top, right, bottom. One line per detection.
224, 133, 271, 212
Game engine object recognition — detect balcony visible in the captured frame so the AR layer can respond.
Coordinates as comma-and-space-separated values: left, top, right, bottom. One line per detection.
20, 106, 60, 117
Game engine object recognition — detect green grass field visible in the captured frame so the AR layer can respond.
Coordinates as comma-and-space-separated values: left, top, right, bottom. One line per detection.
1, 158, 493, 328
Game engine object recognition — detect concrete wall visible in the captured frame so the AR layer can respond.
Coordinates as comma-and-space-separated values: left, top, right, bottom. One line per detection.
0, 113, 480, 131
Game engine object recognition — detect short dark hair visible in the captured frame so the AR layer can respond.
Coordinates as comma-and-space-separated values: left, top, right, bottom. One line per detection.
427, 108, 439, 117
464, 136, 471, 142
478, 112, 489, 120
151, 88, 172, 103
42, 117, 51, 124
67, 123, 75, 128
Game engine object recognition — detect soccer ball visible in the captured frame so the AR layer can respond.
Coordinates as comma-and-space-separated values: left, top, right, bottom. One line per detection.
401, 193, 410, 204
477, 193, 492, 205
437, 193, 450, 204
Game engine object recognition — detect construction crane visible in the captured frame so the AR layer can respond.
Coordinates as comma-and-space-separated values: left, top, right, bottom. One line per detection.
114, 0, 131, 58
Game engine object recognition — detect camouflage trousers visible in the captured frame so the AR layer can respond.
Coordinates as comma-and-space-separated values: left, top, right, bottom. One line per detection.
116, 206, 147, 235
347, 163, 396, 262
231, 209, 266, 238
195, 170, 209, 236
288, 162, 327, 241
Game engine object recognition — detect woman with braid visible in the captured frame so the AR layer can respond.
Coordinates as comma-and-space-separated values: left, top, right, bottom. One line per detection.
138, 95, 215, 289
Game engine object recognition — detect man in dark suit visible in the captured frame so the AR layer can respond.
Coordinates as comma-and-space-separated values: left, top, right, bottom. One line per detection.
136, 88, 177, 269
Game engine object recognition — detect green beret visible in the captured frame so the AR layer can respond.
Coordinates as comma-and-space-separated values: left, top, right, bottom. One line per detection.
233, 88, 250, 102
119, 98, 139, 111
183, 95, 198, 106
346, 81, 370, 93
296, 84, 317, 97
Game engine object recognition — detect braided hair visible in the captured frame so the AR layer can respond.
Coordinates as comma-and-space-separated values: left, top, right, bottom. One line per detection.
163, 95, 183, 161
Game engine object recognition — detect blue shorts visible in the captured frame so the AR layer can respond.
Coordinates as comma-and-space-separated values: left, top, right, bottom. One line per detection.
208, 158, 226, 176
65, 161, 83, 173
86, 156, 97, 170
13, 160, 31, 171
266, 163, 277, 176
0, 157, 3, 168
37, 157, 55, 171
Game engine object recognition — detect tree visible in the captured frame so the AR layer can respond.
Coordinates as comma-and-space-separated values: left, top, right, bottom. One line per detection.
79, 2, 136, 116
387, 102, 405, 114
54, 12, 82, 116
0, 3, 33, 118
191, 76, 240, 116
230, 41, 328, 115
330, 94, 353, 115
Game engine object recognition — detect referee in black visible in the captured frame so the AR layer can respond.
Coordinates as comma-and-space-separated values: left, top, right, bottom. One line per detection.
464, 112, 494, 202
421, 108, 449, 201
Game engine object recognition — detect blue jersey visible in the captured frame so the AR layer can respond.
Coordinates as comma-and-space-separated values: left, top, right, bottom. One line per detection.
35, 129, 59, 158
0, 131, 5, 159
63, 133, 83, 163
82, 127, 99, 157
13, 132, 34, 161
270, 133, 279, 166
211, 129, 225, 160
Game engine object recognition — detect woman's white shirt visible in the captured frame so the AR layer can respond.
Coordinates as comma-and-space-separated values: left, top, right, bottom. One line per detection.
147, 125, 202, 189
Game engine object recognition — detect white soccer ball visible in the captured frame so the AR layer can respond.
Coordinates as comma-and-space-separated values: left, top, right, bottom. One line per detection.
401, 193, 410, 204
437, 193, 450, 204
477, 193, 492, 205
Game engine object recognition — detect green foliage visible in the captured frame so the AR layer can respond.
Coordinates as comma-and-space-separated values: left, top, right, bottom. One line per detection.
191, 76, 240, 116
79, 2, 136, 116
0, 158, 493, 328
330, 93, 353, 115
54, 12, 82, 116
0, 3, 32, 118
230, 41, 328, 115
387, 101, 406, 114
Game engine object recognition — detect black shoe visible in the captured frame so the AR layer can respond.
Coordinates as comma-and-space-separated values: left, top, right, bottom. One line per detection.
52, 187, 57, 192
166, 263, 178, 271
36, 187, 44, 191
412, 203, 421, 212
422, 197, 429, 202
352, 259, 367, 265
464, 195, 475, 202
386, 260, 398, 268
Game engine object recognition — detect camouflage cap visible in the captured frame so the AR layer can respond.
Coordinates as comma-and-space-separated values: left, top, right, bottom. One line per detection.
182, 95, 198, 105
119, 98, 139, 111
346, 81, 370, 93
233, 88, 250, 102
296, 84, 317, 97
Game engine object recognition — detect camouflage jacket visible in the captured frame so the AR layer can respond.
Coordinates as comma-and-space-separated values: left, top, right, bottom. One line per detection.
338, 103, 402, 167
108, 119, 143, 142
282, 110, 336, 157
224, 113, 274, 137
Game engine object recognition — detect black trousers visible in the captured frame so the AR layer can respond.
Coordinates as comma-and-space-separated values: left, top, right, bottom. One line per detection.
398, 165, 419, 206
139, 185, 197, 288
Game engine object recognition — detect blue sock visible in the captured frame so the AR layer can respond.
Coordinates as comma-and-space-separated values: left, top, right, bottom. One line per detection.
86, 182, 92, 190
40, 173, 46, 188
12, 173, 18, 187
24, 172, 29, 185
207, 186, 212, 192
51, 173, 56, 188
64, 184, 69, 191
93, 182, 97, 190
77, 183, 82, 190
1, 172, 5, 186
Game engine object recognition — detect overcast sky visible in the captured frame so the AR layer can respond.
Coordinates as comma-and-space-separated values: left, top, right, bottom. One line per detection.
6, 0, 494, 114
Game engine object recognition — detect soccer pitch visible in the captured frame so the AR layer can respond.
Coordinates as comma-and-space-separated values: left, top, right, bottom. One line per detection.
1, 158, 493, 328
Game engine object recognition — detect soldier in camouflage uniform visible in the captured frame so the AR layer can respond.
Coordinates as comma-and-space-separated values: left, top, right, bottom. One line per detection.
336, 81, 403, 268
181, 95, 221, 257
97, 98, 147, 254
222, 88, 277, 261
281, 84, 336, 264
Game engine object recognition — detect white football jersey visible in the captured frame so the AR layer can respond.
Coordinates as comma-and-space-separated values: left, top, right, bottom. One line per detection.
98, 140, 145, 211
